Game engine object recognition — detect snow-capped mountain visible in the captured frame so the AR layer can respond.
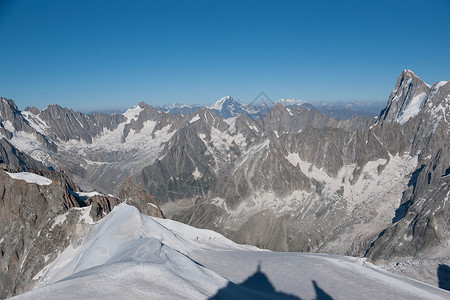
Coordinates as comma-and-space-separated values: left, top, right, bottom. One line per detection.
157, 97, 382, 120
11, 204, 450, 299
208, 96, 250, 119
0, 70, 449, 297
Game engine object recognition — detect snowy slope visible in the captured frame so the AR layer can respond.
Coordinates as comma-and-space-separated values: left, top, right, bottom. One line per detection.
13, 204, 450, 300
4, 171, 52, 185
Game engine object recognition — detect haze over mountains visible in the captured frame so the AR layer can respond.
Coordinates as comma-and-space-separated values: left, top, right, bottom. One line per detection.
156, 96, 384, 120
0, 70, 449, 298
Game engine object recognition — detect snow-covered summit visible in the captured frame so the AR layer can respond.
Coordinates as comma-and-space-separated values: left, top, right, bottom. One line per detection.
208, 96, 249, 119
209, 96, 235, 110
122, 104, 144, 122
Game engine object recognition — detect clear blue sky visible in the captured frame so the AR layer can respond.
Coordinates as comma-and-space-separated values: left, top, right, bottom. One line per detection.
1, 0, 449, 111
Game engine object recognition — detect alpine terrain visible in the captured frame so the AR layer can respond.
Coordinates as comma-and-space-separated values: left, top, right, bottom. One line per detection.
0, 70, 449, 298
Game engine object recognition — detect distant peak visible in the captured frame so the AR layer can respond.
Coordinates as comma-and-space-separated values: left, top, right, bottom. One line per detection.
402, 69, 417, 76
220, 96, 233, 101
209, 96, 237, 110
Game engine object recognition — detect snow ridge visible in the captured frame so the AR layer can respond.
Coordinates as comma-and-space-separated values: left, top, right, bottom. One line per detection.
16, 204, 450, 300
5, 171, 52, 186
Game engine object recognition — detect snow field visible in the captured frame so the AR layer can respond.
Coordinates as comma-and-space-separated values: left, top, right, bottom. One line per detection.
14, 204, 449, 300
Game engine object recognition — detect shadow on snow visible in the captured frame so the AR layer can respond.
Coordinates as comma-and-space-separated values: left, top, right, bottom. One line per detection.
209, 263, 333, 300
438, 264, 450, 292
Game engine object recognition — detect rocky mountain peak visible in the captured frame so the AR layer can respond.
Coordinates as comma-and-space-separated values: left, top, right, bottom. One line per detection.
24, 106, 40, 115
210, 96, 235, 110
208, 96, 248, 119
0, 97, 36, 136
377, 70, 431, 124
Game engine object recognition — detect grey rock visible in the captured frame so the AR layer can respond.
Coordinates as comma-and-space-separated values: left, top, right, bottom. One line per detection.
0, 138, 45, 171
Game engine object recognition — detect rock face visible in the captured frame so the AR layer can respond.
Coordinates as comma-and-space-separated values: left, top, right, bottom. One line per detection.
0, 138, 45, 171
118, 177, 164, 218
0, 71, 448, 290
366, 75, 450, 262
37, 104, 126, 143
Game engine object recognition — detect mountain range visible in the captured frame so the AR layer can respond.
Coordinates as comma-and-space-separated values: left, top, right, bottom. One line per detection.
156, 96, 384, 120
0, 70, 449, 298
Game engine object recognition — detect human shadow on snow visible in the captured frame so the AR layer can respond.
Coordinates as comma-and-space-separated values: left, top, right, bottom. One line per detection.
209, 263, 333, 300
438, 264, 450, 291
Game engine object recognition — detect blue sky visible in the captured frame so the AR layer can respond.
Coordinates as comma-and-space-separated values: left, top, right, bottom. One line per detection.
0, 0, 449, 111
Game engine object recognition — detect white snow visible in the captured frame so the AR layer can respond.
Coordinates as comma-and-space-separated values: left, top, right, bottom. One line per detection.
198, 127, 247, 172
273, 130, 279, 138
77, 206, 95, 224
56, 115, 175, 183
1, 121, 44, 155
29, 149, 57, 166
192, 167, 202, 179
148, 202, 158, 209
2, 120, 15, 132
396, 92, 427, 124
17, 204, 449, 300
248, 124, 259, 133
50, 212, 69, 230
286, 107, 294, 115
189, 114, 200, 123
209, 96, 232, 111
286, 152, 302, 166
122, 105, 144, 122
223, 116, 237, 133
73, 191, 104, 198
5, 172, 52, 186
434, 81, 449, 90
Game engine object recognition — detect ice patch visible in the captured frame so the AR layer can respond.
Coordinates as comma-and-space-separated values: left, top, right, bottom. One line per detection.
192, 167, 202, 179
148, 203, 158, 209
74, 191, 105, 198
189, 114, 200, 123
2, 120, 15, 132
5, 171, 52, 185
77, 206, 95, 224
224, 116, 237, 133
122, 105, 144, 123
396, 92, 427, 124
51, 212, 69, 230
22, 111, 49, 134
434, 81, 449, 90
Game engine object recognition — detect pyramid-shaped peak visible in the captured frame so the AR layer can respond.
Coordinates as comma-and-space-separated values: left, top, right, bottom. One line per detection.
392, 70, 429, 93
209, 96, 240, 110
220, 96, 234, 101
400, 70, 429, 85
402, 69, 419, 77
377, 70, 431, 124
